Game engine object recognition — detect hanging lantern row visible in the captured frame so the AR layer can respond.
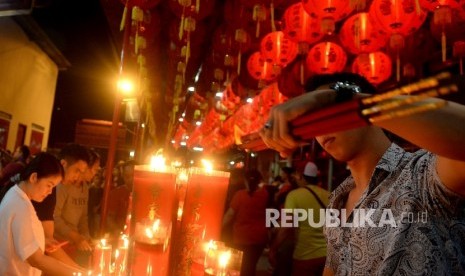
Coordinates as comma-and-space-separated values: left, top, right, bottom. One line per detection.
171, 0, 465, 151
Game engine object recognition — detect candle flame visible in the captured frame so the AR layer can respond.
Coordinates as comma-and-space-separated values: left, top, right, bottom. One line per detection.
145, 228, 154, 239
218, 251, 231, 269
201, 159, 213, 173
123, 237, 129, 248
115, 249, 119, 259
152, 219, 160, 232
150, 154, 166, 170
177, 204, 184, 221
178, 171, 189, 182
100, 239, 106, 247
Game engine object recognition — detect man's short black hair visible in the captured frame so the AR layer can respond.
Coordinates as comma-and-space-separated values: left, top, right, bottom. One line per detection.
19, 145, 30, 160
59, 143, 90, 166
305, 73, 377, 95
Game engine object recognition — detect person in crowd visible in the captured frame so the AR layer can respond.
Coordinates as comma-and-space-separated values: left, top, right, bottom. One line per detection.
0, 145, 30, 186
259, 72, 465, 274
88, 167, 104, 238
270, 161, 329, 276
0, 152, 85, 275
32, 143, 90, 267
54, 148, 100, 265
274, 166, 297, 208
106, 160, 135, 236
222, 169, 269, 276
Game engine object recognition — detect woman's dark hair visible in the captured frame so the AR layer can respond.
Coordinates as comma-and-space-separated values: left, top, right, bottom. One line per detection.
305, 73, 377, 95
245, 169, 262, 196
1, 152, 64, 203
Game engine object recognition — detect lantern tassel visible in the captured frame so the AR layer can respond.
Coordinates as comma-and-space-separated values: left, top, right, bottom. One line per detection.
256, 21, 260, 38
237, 51, 242, 75
270, 2, 276, 32
441, 31, 447, 62
354, 18, 360, 50
196, 0, 200, 13
179, 13, 185, 41
135, 30, 139, 54
414, 0, 421, 15
396, 54, 400, 82
186, 37, 191, 65
300, 60, 305, 86
120, 4, 128, 31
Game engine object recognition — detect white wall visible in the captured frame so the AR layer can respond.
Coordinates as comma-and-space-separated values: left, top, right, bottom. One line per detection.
0, 17, 58, 152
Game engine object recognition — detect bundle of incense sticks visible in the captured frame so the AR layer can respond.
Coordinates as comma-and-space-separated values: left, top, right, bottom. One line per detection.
240, 72, 462, 152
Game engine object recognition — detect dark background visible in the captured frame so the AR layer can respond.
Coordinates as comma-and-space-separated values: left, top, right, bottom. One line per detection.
32, 0, 119, 148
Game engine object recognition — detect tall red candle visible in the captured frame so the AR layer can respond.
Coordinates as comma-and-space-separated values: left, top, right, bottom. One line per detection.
174, 168, 230, 275
129, 165, 177, 276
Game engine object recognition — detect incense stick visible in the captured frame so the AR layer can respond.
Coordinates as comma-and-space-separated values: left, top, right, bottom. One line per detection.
240, 73, 460, 151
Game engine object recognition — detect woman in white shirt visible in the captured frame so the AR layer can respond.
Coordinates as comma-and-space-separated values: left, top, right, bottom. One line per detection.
0, 152, 85, 275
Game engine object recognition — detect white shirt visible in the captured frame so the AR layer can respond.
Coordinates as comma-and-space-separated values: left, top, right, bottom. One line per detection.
0, 185, 45, 276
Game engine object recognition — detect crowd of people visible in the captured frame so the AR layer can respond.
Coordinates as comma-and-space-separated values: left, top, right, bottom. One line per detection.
0, 143, 134, 275
222, 161, 329, 276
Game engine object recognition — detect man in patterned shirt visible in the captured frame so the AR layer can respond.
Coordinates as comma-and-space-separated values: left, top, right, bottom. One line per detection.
260, 73, 465, 275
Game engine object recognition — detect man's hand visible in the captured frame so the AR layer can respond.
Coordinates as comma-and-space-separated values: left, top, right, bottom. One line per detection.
44, 237, 62, 253
259, 89, 336, 157
75, 236, 93, 251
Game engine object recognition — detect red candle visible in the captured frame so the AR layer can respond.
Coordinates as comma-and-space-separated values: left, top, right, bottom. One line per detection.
129, 164, 177, 276
175, 168, 229, 275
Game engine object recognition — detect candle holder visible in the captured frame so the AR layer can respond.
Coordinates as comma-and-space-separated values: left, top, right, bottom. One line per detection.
204, 244, 243, 276
92, 239, 112, 275
112, 235, 129, 276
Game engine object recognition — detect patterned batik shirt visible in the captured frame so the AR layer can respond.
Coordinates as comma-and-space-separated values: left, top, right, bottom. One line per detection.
324, 143, 465, 275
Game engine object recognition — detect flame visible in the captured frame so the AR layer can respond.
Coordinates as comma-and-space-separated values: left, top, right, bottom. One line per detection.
218, 251, 231, 269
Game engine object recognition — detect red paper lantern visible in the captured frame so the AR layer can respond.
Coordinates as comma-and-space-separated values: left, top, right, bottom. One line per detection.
352, 51, 392, 85
302, 0, 354, 34
340, 12, 389, 55
186, 126, 202, 148
220, 115, 236, 136
369, 0, 427, 80
260, 31, 298, 67
419, 0, 463, 11
282, 3, 324, 52
258, 83, 286, 114
306, 41, 347, 74
247, 51, 280, 81
426, 2, 465, 61
369, 0, 427, 36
